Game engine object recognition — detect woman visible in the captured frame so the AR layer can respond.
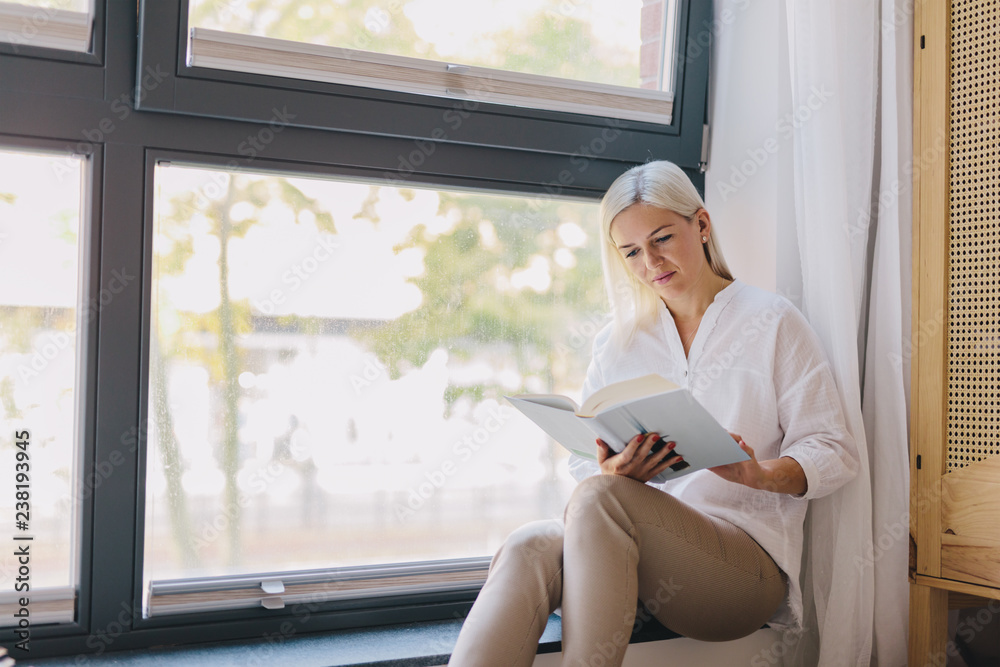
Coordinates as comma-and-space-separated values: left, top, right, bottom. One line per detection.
448, 160, 859, 666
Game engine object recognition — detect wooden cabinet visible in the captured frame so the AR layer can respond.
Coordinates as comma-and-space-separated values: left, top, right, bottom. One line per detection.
910, 0, 1000, 663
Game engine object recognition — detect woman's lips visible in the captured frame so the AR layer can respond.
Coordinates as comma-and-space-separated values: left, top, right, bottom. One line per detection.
652, 271, 675, 284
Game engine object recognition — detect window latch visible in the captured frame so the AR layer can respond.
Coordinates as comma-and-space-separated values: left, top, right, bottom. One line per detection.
261, 579, 285, 594
261, 579, 286, 610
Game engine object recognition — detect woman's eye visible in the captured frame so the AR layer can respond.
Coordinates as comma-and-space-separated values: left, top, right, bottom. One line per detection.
655, 235, 672, 243
625, 248, 639, 259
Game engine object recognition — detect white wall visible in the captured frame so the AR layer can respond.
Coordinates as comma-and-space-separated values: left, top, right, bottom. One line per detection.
703, 0, 794, 299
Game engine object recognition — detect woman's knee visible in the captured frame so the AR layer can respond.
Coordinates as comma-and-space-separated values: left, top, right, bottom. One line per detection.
565, 473, 643, 524
491, 519, 564, 574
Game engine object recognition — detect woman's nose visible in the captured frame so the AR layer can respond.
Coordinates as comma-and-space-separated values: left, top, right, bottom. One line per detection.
645, 247, 663, 270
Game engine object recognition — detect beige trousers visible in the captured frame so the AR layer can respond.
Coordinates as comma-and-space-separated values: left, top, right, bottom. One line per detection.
448, 474, 787, 666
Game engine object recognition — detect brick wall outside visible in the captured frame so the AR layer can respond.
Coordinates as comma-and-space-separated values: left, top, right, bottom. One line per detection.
639, 0, 664, 90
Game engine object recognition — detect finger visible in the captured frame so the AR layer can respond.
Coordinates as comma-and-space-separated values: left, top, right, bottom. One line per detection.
729, 432, 742, 443
650, 453, 684, 478
596, 439, 612, 463
643, 447, 680, 473
637, 433, 661, 458
620, 432, 648, 460
650, 440, 676, 462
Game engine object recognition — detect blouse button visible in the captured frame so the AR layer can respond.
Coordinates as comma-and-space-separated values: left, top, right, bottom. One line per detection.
683, 370, 688, 377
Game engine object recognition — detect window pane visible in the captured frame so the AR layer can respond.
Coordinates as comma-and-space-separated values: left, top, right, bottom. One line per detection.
8, 0, 89, 10
190, 0, 678, 93
144, 164, 604, 586
0, 148, 85, 612
0, 0, 94, 52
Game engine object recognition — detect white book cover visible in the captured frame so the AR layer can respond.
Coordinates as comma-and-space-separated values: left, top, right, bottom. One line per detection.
507, 374, 749, 484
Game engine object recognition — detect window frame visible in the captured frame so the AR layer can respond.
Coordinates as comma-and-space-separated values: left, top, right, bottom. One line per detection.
136, 0, 711, 170
0, 0, 104, 63
132, 147, 600, 633
0, 133, 100, 646
0, 0, 711, 658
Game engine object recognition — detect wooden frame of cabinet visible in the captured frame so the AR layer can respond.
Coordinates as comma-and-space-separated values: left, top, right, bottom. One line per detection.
909, 0, 1000, 664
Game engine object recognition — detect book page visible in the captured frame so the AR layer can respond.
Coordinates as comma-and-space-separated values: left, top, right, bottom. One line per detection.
507, 394, 579, 413
579, 373, 680, 416
506, 396, 599, 460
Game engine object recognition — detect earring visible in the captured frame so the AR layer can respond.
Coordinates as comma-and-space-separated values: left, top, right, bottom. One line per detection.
702, 236, 707, 242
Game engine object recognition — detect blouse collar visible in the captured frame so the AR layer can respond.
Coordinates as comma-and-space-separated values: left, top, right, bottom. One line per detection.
659, 278, 745, 364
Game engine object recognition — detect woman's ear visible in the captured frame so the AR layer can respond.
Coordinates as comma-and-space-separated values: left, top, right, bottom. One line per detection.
694, 208, 712, 237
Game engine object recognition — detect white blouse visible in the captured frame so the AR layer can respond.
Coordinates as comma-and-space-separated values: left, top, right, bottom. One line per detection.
568, 279, 859, 630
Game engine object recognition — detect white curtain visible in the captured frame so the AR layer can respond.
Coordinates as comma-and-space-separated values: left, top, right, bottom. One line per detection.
706, 0, 913, 664
783, 0, 912, 665
862, 0, 913, 663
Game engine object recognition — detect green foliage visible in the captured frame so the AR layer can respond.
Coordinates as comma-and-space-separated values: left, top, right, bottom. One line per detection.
152, 0, 619, 562
357, 190, 604, 404
0, 307, 74, 353
155, 172, 334, 358
494, 12, 639, 86
191, 0, 640, 87
153, 168, 340, 566
156, 166, 604, 413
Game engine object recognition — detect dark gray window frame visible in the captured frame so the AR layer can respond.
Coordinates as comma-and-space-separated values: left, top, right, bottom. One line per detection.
0, 0, 711, 659
0, 1, 105, 64
0, 132, 100, 645
136, 0, 711, 172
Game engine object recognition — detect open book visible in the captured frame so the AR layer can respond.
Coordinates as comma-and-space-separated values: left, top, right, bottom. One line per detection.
506, 374, 749, 484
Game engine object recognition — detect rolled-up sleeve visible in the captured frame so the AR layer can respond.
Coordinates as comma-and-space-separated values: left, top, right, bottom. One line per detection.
774, 310, 860, 500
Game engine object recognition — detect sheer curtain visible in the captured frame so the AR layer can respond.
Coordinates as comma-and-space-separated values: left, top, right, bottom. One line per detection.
862, 0, 913, 663
706, 0, 912, 664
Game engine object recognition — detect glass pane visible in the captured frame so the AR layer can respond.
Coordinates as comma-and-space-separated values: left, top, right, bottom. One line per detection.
0, 149, 84, 596
7, 0, 89, 11
1, 0, 94, 53
144, 164, 604, 584
190, 0, 678, 92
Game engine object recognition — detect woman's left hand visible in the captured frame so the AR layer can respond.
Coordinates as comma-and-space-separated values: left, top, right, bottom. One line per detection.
709, 433, 808, 495
708, 433, 766, 489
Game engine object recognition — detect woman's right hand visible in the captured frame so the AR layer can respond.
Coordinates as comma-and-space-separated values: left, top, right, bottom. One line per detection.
596, 433, 682, 484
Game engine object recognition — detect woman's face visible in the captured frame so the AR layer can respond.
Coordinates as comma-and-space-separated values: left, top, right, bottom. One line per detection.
609, 204, 713, 306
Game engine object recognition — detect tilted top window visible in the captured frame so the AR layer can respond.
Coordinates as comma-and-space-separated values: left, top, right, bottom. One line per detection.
0, 0, 94, 52
187, 0, 679, 124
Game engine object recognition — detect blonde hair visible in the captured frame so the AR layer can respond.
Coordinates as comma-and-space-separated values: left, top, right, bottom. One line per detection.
599, 161, 733, 343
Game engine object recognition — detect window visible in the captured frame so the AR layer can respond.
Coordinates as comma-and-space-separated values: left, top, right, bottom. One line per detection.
144, 162, 600, 614
1, 0, 709, 657
186, 0, 680, 124
0, 147, 87, 627
0, 0, 94, 53
137, 0, 708, 165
